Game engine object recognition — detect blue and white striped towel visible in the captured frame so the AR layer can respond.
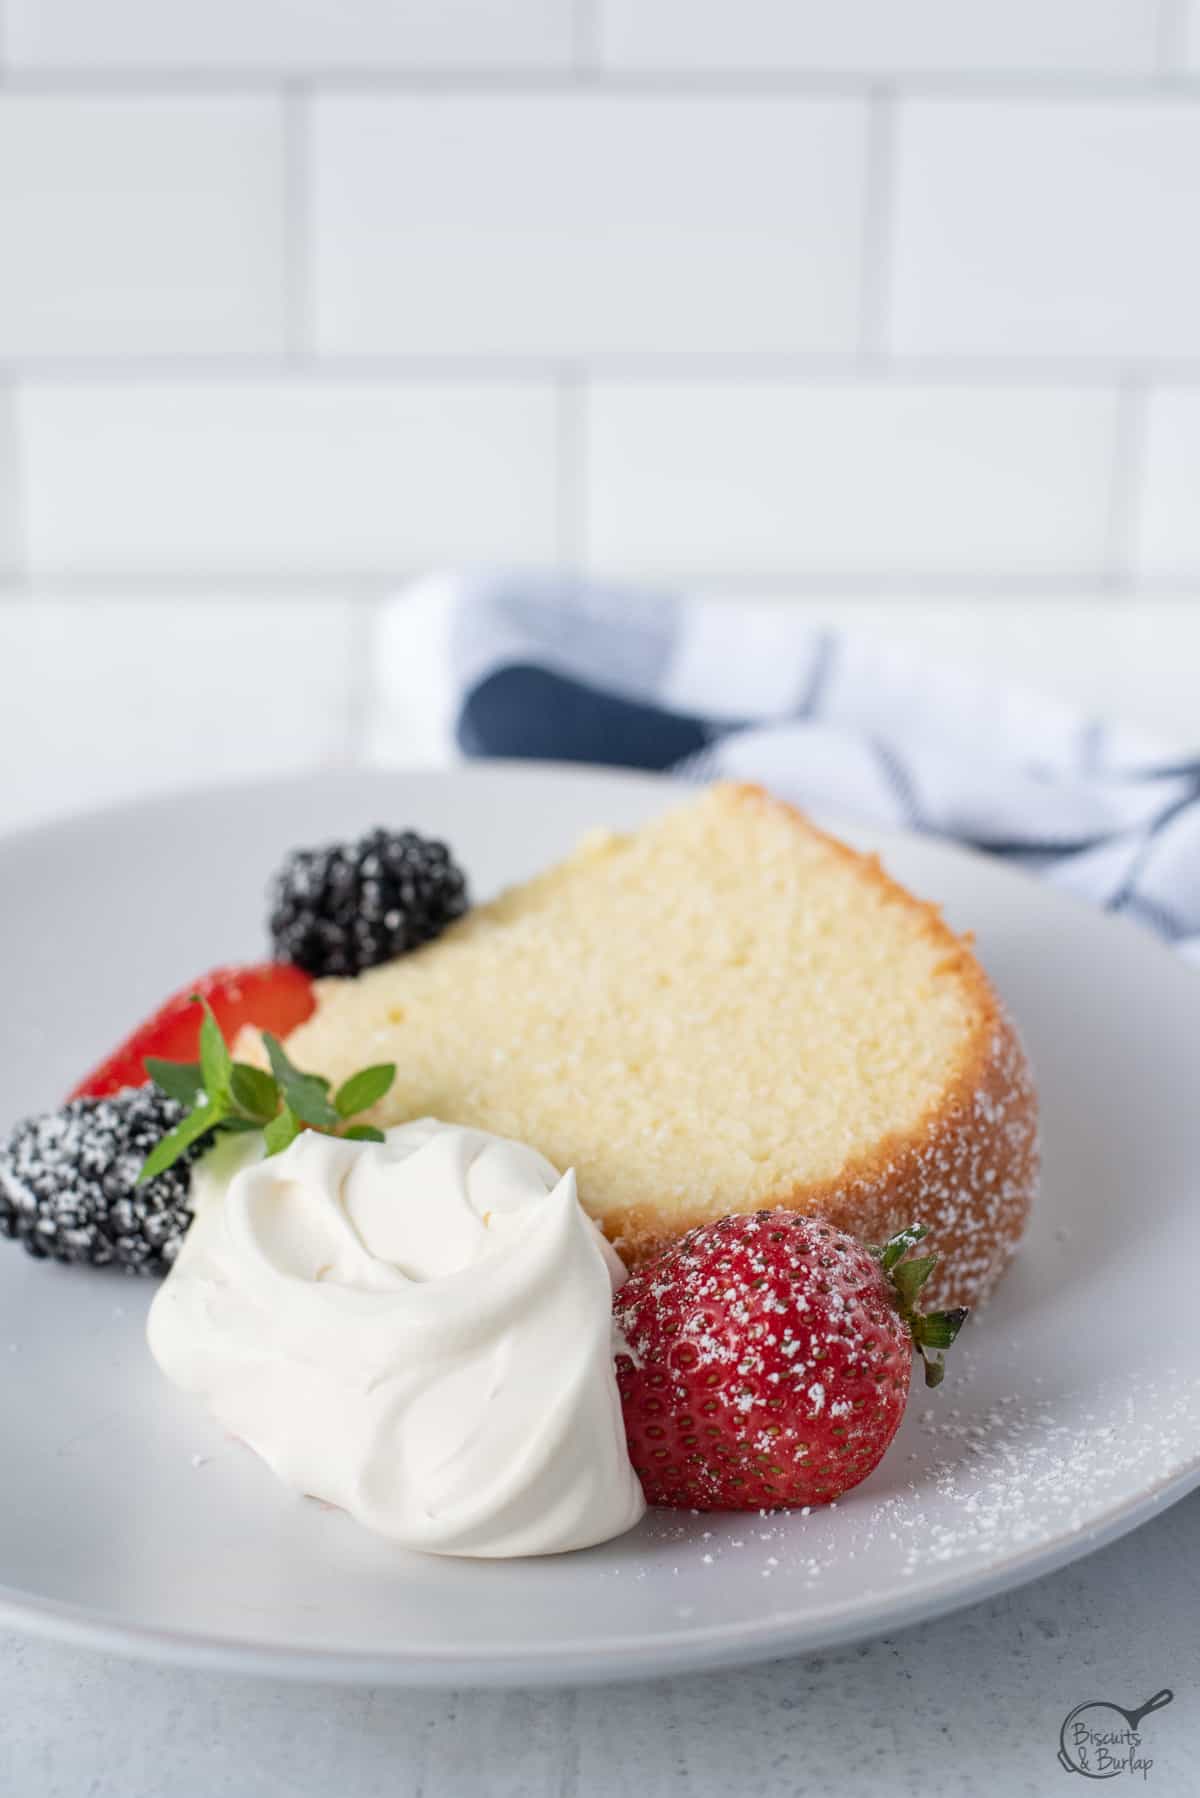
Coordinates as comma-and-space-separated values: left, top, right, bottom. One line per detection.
373, 572, 1200, 960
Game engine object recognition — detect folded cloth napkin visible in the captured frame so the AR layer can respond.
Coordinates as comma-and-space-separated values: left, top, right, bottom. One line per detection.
372, 573, 1200, 960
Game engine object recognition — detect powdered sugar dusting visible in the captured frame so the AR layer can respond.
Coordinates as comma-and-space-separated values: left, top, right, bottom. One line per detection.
832, 1013, 1039, 1314
626, 1344, 1200, 1598
616, 1211, 917, 1510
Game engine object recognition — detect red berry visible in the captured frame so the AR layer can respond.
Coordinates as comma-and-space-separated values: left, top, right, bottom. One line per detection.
69, 963, 316, 1100
614, 1211, 964, 1512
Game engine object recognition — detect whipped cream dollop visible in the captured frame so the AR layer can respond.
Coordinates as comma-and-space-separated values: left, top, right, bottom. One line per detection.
147, 1121, 645, 1557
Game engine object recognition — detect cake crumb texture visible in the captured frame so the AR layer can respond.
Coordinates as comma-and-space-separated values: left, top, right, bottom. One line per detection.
270, 783, 1038, 1308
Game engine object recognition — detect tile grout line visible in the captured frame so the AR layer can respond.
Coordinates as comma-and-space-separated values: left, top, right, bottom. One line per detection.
345, 594, 382, 771
0, 353, 1188, 383
2, 69, 1200, 97
555, 370, 587, 568
6, 570, 1196, 599
857, 85, 896, 359
282, 84, 311, 360
1, 377, 31, 586
1104, 376, 1151, 591
571, 0, 601, 77
1156, 0, 1191, 72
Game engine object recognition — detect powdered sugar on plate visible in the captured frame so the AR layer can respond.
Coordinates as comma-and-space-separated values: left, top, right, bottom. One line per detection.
631, 1343, 1200, 1598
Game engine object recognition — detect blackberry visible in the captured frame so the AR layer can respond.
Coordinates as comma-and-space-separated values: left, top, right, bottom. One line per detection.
0, 1086, 206, 1275
268, 828, 469, 978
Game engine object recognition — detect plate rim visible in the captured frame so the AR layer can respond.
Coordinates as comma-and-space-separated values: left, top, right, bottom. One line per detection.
0, 1455, 1197, 1687
2, 760, 1198, 1686
5, 756, 1190, 965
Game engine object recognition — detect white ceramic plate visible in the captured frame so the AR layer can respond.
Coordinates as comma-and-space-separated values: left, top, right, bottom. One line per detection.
1, 763, 1198, 1687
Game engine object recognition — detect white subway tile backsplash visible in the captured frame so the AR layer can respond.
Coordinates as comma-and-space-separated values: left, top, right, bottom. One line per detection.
599, 0, 1159, 74
5, 0, 574, 71
0, 599, 359, 833
312, 96, 866, 357
583, 381, 1119, 579
1135, 386, 1200, 576
889, 100, 1200, 361
0, 97, 287, 358
19, 381, 559, 576
0, 12, 1194, 612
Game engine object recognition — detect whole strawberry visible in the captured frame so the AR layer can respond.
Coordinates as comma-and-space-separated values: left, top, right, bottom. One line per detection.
614, 1212, 966, 1511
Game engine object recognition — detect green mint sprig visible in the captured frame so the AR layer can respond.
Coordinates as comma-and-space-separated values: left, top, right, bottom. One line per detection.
137, 997, 395, 1184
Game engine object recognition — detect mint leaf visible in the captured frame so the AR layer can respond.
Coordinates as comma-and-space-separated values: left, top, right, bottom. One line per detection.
334, 1064, 396, 1119
261, 1031, 302, 1084
278, 1069, 339, 1128
138, 1101, 224, 1184
140, 1030, 398, 1183
196, 998, 233, 1106
262, 1033, 340, 1129
230, 1062, 279, 1120
263, 1103, 303, 1157
145, 1058, 205, 1107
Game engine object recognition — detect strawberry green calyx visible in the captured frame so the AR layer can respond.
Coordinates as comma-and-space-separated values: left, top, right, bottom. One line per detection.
870, 1222, 969, 1388
909, 1305, 970, 1388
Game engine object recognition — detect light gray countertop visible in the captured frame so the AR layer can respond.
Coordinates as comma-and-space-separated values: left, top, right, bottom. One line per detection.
6, 1489, 1198, 1797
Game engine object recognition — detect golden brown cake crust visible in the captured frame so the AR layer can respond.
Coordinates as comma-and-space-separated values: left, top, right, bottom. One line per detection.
600, 787, 1039, 1311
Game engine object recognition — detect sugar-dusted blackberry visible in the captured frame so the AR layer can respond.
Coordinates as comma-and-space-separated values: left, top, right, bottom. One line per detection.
268, 828, 469, 978
0, 1086, 207, 1274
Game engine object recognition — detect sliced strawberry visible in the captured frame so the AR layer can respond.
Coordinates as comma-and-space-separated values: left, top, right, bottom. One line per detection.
70, 963, 316, 1100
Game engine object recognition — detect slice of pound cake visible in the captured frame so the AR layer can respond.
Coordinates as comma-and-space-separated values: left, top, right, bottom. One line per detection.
273, 784, 1037, 1308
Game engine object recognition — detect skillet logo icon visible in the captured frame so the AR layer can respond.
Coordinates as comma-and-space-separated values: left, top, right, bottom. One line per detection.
1058, 1690, 1173, 1780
